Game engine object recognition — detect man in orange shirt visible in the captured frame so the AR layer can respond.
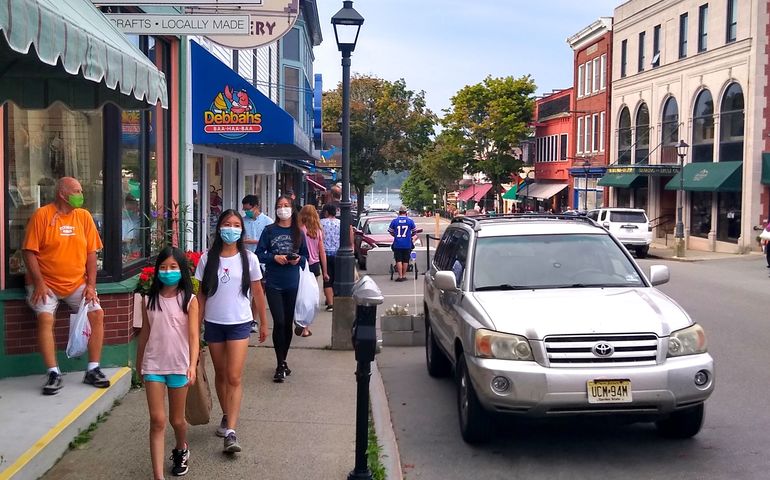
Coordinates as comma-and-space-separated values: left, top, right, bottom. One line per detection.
23, 177, 110, 395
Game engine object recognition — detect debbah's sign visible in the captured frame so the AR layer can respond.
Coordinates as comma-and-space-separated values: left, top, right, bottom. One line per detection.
191, 42, 293, 146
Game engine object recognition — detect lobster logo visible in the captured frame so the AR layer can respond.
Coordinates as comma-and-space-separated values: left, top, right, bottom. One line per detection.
204, 85, 262, 139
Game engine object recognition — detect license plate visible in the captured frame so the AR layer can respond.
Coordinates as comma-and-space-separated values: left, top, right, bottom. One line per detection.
587, 379, 632, 404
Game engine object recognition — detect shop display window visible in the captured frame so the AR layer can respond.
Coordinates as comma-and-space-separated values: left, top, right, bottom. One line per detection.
690, 191, 712, 238
717, 191, 741, 243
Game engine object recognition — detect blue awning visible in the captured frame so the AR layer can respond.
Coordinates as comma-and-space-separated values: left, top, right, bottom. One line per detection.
191, 41, 316, 160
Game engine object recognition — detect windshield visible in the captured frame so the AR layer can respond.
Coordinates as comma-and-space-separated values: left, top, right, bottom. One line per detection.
610, 211, 647, 223
367, 221, 392, 235
472, 234, 645, 291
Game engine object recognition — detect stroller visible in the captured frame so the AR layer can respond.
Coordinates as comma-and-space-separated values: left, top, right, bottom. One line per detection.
390, 250, 418, 281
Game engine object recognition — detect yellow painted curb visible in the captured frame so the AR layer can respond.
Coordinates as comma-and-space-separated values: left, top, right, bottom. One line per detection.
0, 367, 132, 480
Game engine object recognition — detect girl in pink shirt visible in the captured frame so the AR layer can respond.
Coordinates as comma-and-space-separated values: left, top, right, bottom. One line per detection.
136, 247, 200, 480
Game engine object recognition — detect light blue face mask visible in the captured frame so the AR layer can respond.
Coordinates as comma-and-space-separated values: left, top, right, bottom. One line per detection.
158, 269, 182, 286
220, 227, 242, 244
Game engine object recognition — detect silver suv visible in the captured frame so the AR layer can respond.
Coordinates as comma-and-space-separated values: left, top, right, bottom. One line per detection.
424, 214, 714, 444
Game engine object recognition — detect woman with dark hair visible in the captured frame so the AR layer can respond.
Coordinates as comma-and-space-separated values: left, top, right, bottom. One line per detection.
256, 195, 308, 382
195, 209, 267, 454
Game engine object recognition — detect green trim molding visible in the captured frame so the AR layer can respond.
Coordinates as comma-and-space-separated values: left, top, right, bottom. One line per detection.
597, 173, 648, 188
762, 153, 770, 185
0, 277, 139, 301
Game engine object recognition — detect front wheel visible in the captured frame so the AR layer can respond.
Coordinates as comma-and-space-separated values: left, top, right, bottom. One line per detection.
655, 403, 704, 438
456, 354, 493, 444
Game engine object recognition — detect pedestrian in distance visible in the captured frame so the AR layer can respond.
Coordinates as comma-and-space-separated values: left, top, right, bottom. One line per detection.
136, 247, 200, 479
195, 209, 268, 454
388, 206, 417, 282
242, 194, 273, 334
22, 176, 110, 395
319, 204, 340, 312
761, 219, 770, 269
256, 195, 309, 383
298, 205, 329, 337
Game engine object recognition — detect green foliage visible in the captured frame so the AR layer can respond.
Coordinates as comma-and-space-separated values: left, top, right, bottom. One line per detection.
443, 75, 536, 208
69, 410, 111, 449
323, 75, 436, 212
400, 163, 436, 212
368, 414, 386, 480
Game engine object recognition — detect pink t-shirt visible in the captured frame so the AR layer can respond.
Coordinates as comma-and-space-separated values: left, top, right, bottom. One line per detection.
302, 226, 322, 264
142, 294, 192, 376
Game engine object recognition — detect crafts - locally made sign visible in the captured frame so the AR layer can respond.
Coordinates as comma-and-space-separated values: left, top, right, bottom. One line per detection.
106, 14, 249, 35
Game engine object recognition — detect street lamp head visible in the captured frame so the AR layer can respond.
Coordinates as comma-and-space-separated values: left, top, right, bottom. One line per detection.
676, 139, 689, 158
582, 159, 591, 173
331, 1, 364, 52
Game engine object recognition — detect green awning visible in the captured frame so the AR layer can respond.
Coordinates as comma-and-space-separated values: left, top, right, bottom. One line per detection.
502, 186, 518, 200
762, 153, 770, 185
0, 0, 168, 109
665, 161, 743, 192
597, 173, 647, 188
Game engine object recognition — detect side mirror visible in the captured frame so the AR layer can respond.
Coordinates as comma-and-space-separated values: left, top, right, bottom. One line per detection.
649, 265, 670, 286
434, 271, 459, 291
354, 228, 363, 236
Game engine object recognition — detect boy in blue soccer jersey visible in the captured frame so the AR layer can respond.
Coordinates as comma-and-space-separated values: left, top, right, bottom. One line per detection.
388, 206, 416, 282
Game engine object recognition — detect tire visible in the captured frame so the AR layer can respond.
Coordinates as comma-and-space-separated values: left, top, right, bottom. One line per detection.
456, 354, 493, 444
655, 403, 704, 439
425, 314, 451, 378
636, 246, 649, 258
358, 256, 366, 270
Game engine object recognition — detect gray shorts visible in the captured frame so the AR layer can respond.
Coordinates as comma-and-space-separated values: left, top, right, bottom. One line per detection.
25, 284, 102, 316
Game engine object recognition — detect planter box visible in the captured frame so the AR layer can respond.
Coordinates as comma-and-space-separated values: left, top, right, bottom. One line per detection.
379, 314, 425, 347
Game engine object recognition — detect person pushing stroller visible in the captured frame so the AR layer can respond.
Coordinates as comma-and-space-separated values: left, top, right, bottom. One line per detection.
388, 206, 416, 282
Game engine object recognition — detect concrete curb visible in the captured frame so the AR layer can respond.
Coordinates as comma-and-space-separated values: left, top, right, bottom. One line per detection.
371, 360, 402, 480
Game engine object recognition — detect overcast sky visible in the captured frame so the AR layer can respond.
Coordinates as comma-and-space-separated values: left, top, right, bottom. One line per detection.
313, 0, 620, 116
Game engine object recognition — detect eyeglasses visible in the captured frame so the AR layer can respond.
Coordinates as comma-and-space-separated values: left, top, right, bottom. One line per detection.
220, 268, 230, 284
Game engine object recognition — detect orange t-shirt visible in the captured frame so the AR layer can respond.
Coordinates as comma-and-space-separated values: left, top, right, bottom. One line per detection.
22, 204, 103, 296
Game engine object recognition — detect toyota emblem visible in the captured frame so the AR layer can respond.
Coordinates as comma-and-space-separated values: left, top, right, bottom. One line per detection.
592, 342, 614, 357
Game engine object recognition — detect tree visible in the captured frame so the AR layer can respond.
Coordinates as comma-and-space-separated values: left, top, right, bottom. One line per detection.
400, 162, 435, 213
401, 130, 465, 212
443, 75, 536, 210
322, 75, 436, 213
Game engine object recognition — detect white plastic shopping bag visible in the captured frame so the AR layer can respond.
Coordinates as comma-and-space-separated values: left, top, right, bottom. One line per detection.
294, 261, 319, 328
66, 298, 92, 358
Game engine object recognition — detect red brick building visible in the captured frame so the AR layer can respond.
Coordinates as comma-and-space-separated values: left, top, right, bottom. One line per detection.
523, 88, 573, 212
567, 17, 613, 211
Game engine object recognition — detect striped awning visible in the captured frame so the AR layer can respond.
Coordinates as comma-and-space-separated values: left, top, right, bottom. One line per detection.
0, 0, 168, 109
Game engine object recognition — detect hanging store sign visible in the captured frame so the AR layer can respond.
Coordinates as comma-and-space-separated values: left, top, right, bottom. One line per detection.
205, 0, 299, 49
105, 14, 250, 35
95, 1, 262, 4
607, 165, 681, 176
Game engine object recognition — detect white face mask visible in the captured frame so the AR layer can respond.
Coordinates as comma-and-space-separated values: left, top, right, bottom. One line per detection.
276, 207, 292, 220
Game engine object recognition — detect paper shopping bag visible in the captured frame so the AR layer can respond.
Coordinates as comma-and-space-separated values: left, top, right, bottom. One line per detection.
185, 348, 212, 425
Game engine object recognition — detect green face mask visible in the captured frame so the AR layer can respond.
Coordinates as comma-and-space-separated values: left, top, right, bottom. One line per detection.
68, 193, 84, 208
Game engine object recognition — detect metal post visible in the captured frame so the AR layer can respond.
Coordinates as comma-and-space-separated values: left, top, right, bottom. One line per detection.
584, 177, 588, 212
675, 152, 685, 257
335, 46, 355, 297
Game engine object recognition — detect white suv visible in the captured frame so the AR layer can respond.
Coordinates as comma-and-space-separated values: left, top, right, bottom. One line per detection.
587, 208, 652, 258
423, 214, 714, 444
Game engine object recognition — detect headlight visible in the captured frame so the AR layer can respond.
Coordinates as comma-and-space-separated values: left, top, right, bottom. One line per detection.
474, 329, 533, 361
667, 324, 707, 357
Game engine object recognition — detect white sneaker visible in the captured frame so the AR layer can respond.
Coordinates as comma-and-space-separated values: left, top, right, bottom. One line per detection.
250, 322, 258, 334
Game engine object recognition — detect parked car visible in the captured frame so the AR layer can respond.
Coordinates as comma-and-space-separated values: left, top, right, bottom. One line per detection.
587, 208, 653, 258
423, 214, 714, 444
356, 210, 397, 230
354, 215, 422, 269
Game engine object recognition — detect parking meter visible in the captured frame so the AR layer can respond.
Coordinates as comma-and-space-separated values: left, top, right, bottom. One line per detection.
352, 276, 383, 363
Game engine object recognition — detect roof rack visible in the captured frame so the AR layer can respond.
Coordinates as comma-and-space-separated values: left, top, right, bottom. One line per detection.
450, 213, 598, 231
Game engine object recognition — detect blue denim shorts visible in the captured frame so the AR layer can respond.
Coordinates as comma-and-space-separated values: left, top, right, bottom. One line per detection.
203, 321, 252, 343
143, 374, 188, 389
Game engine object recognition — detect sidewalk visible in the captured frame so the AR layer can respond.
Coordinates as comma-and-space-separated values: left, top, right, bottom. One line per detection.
1, 303, 398, 480
648, 244, 761, 262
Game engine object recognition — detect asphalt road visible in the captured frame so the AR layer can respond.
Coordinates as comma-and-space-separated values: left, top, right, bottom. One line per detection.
374, 254, 770, 480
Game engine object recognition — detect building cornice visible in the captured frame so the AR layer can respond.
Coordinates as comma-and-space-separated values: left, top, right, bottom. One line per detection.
567, 17, 613, 50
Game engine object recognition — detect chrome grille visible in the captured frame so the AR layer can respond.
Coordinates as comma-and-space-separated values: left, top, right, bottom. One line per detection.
544, 333, 658, 367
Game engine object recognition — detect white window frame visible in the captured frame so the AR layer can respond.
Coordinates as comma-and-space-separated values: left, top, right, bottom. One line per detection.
592, 113, 599, 152
600, 54, 607, 90
599, 111, 605, 152
592, 58, 600, 92
584, 62, 592, 96
577, 65, 584, 98
577, 117, 584, 153
584, 115, 591, 153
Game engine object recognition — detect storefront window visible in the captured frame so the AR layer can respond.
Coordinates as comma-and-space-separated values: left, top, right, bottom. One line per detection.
634, 187, 648, 211
207, 156, 224, 239
120, 110, 144, 263
661, 97, 679, 164
690, 191, 712, 238
284, 66, 300, 121
717, 191, 741, 243
719, 83, 744, 163
634, 103, 650, 164
616, 189, 631, 208
192, 153, 203, 252
692, 90, 714, 163
618, 107, 632, 165
5, 103, 105, 279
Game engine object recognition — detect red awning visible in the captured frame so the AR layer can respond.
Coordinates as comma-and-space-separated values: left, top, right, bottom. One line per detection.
456, 183, 493, 202
306, 177, 326, 191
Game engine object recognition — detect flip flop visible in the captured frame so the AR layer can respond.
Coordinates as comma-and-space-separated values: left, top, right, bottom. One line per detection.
301, 330, 313, 337
294, 324, 304, 336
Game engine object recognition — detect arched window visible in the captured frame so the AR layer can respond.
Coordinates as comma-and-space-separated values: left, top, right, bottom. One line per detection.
719, 83, 744, 162
634, 103, 650, 164
692, 89, 714, 163
617, 107, 631, 164
661, 97, 679, 164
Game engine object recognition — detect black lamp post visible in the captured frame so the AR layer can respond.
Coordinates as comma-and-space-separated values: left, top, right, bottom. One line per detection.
332, 0, 363, 297
582, 159, 591, 212
675, 140, 689, 257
